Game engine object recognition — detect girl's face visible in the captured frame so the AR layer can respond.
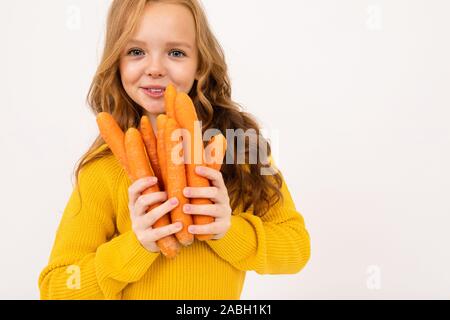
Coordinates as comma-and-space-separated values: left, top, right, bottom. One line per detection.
119, 2, 199, 116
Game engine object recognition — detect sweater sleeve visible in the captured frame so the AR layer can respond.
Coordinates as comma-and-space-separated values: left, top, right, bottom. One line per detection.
38, 156, 160, 300
206, 160, 311, 275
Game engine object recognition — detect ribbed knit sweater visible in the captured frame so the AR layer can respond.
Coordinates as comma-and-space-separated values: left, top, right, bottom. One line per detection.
38, 145, 310, 300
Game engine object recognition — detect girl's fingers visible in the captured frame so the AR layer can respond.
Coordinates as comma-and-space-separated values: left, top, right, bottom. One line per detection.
141, 197, 179, 228
194, 166, 226, 188
182, 203, 221, 217
188, 221, 226, 236
183, 186, 219, 201
134, 192, 167, 217
128, 177, 158, 205
147, 222, 183, 242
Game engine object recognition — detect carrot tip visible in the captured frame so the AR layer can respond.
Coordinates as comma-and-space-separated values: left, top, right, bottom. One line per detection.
160, 245, 181, 259
179, 238, 194, 246
176, 233, 195, 246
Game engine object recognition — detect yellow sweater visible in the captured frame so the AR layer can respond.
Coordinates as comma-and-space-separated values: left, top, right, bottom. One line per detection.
38, 145, 310, 300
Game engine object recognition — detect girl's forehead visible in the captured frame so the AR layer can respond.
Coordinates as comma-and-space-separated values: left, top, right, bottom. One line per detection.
133, 3, 195, 47
135, 2, 196, 41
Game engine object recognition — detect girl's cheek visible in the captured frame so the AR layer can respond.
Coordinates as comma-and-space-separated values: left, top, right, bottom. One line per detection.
121, 64, 142, 85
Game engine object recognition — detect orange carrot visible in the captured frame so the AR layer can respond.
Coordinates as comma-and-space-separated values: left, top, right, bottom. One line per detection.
156, 115, 168, 190
205, 133, 227, 171
139, 116, 164, 190
96, 112, 131, 178
124, 128, 180, 259
174, 92, 214, 241
164, 83, 177, 119
164, 118, 194, 246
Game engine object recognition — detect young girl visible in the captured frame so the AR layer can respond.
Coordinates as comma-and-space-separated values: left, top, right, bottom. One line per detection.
38, 0, 310, 300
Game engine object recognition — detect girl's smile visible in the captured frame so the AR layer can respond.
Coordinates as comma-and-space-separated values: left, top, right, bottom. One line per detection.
141, 86, 166, 99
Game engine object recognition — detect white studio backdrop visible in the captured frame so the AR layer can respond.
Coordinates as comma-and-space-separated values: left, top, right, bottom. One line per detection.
0, 0, 449, 299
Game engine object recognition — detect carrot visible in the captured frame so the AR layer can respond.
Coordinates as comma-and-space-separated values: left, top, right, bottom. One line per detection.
96, 112, 132, 178
164, 83, 177, 119
174, 92, 214, 241
164, 118, 194, 246
205, 133, 227, 171
139, 116, 164, 190
156, 115, 168, 190
124, 128, 181, 259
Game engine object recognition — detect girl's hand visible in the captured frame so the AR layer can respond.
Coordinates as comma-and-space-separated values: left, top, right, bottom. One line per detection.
182, 166, 232, 240
128, 177, 182, 253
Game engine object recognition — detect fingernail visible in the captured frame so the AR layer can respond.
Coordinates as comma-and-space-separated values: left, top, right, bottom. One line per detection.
184, 188, 191, 196
183, 204, 191, 212
188, 226, 195, 233
196, 166, 204, 174
175, 222, 183, 229
149, 177, 157, 183
170, 197, 178, 205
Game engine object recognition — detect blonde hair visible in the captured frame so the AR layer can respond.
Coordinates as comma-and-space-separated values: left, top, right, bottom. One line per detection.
74, 0, 283, 216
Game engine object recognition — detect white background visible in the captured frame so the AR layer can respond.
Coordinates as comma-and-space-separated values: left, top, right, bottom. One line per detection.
1, 0, 449, 299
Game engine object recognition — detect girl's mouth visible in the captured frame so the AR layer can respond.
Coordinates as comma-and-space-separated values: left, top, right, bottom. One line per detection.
142, 87, 165, 98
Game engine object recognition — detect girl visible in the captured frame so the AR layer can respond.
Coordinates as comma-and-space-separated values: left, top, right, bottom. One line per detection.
39, 0, 310, 300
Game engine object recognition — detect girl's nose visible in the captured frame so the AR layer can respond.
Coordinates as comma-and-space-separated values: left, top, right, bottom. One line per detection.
148, 71, 163, 77
145, 57, 166, 78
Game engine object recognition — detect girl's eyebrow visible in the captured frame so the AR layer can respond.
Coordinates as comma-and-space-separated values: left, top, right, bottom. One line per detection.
128, 39, 192, 50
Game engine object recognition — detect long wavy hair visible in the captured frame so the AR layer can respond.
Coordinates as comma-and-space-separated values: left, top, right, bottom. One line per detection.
73, 0, 283, 217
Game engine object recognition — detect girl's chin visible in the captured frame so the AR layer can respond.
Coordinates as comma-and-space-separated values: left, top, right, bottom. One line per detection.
141, 103, 165, 115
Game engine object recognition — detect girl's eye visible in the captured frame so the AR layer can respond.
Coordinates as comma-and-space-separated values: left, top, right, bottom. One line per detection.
169, 50, 186, 58
127, 48, 145, 56
126, 48, 186, 57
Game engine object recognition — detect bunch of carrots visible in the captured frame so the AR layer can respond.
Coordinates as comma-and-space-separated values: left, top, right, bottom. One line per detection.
96, 84, 227, 259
